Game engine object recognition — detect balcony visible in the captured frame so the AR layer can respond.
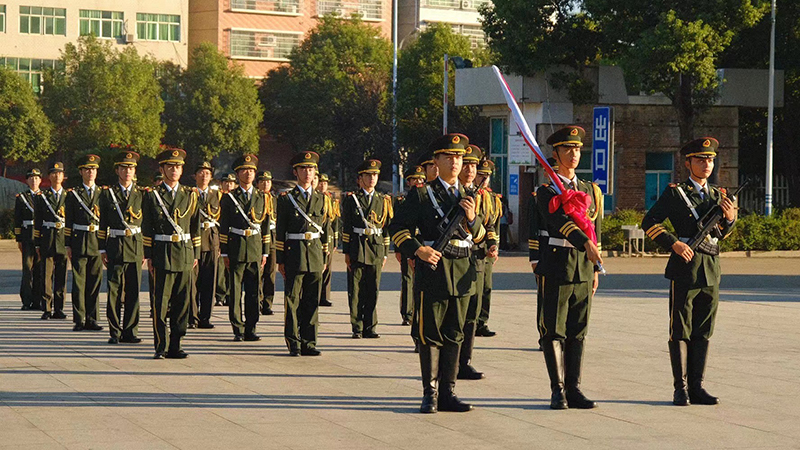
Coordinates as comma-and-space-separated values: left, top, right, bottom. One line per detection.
317, 0, 383, 21
421, 0, 490, 11
230, 0, 302, 15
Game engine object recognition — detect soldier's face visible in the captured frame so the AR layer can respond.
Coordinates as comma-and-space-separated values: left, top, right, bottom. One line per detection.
195, 169, 212, 187
264, 180, 272, 192
221, 181, 235, 192
49, 172, 64, 187
435, 154, 462, 180
257, 180, 267, 191
116, 165, 136, 185
318, 181, 328, 193
80, 167, 97, 185
27, 175, 41, 191
554, 146, 581, 170
161, 163, 182, 183
359, 173, 378, 190
237, 168, 255, 186
475, 174, 488, 188
424, 163, 438, 181
460, 162, 477, 185
686, 156, 715, 180
295, 166, 316, 186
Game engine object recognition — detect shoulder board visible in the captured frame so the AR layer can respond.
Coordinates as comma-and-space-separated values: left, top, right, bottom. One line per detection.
102, 186, 108, 190
346, 192, 353, 196
668, 183, 677, 188
15, 193, 20, 197
67, 188, 74, 192
497, 194, 503, 198
531, 192, 537, 197
280, 192, 287, 196
718, 187, 727, 195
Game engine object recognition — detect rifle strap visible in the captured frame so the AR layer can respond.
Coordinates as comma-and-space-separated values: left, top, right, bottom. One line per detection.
19, 192, 35, 214
107, 186, 133, 231
426, 185, 446, 218
152, 189, 184, 235
71, 190, 100, 223
675, 186, 700, 220
351, 193, 378, 232
287, 192, 323, 234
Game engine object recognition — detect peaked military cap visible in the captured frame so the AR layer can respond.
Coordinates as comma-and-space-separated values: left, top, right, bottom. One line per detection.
357, 159, 381, 174
233, 154, 258, 171
428, 133, 468, 155
319, 173, 329, 182
416, 152, 434, 167
26, 168, 42, 178
77, 154, 101, 169
262, 170, 273, 181
546, 126, 585, 148
256, 170, 272, 182
405, 165, 426, 179
48, 162, 65, 173
464, 144, 483, 163
477, 159, 495, 175
547, 157, 559, 170
195, 161, 214, 174
291, 151, 319, 168
114, 150, 140, 167
156, 147, 186, 165
221, 173, 237, 182
681, 137, 719, 159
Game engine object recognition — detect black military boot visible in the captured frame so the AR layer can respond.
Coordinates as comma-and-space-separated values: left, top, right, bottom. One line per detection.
668, 340, 690, 406
457, 323, 485, 380
438, 344, 474, 412
688, 339, 719, 405
419, 345, 439, 413
541, 339, 568, 409
564, 339, 597, 409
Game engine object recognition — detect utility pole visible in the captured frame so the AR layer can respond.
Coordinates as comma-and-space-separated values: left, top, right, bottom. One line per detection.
765, 0, 777, 215
391, 0, 399, 193
443, 54, 448, 134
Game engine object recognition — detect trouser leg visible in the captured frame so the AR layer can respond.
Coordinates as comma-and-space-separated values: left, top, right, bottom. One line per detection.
362, 264, 381, 335
243, 261, 261, 335
152, 268, 174, 354
478, 257, 494, 328
121, 262, 141, 339
197, 250, 216, 322
261, 246, 276, 312
53, 254, 67, 313
283, 271, 302, 351
20, 243, 35, 308
228, 262, 246, 337
349, 263, 363, 333
106, 262, 124, 339
71, 256, 87, 325
84, 256, 102, 324
168, 269, 191, 353
320, 251, 333, 305
400, 256, 413, 322
299, 271, 321, 350
42, 256, 55, 313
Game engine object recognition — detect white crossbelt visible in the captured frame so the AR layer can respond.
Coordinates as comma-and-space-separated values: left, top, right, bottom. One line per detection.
230, 227, 260, 237
286, 232, 320, 240
202, 221, 217, 230
42, 221, 65, 229
109, 227, 141, 238
22, 220, 34, 227
548, 237, 574, 248
154, 233, 191, 242
73, 224, 98, 232
269, 222, 276, 231
353, 227, 382, 236
424, 239, 472, 248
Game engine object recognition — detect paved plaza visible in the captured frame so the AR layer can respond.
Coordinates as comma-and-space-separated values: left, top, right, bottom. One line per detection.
1, 246, 799, 450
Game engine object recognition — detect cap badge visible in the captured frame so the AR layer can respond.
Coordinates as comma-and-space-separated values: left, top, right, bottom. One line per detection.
305, 153, 312, 159
245, 156, 251, 162
89, 156, 95, 162
703, 139, 711, 148
452, 135, 460, 144
370, 161, 376, 167
570, 128, 579, 136
172, 150, 179, 157
126, 153, 133, 159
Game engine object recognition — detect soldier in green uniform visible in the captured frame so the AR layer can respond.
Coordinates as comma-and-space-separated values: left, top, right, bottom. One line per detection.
147, 174, 164, 318
642, 137, 737, 406
15, 168, 43, 311
396, 166, 426, 326
275, 151, 331, 356
215, 173, 237, 307
342, 159, 393, 339
193, 162, 221, 329
142, 148, 201, 359
220, 155, 270, 342
65, 154, 104, 332
99, 150, 145, 344
317, 173, 337, 307
535, 126, 603, 410
390, 133, 486, 414
475, 159, 502, 338
258, 171, 277, 316
35, 162, 68, 320
528, 157, 557, 349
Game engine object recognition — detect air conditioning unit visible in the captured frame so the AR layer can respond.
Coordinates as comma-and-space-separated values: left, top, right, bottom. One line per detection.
287, 4, 298, 13
335, 8, 346, 15
125, 33, 136, 43
358, 8, 369, 17
461, 0, 472, 8
258, 35, 277, 47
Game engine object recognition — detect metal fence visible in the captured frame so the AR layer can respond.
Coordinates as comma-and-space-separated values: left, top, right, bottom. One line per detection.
738, 173, 796, 214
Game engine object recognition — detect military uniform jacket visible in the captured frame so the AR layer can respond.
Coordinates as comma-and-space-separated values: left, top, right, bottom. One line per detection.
34, 189, 66, 256
341, 190, 393, 265
266, 191, 277, 242
275, 186, 331, 273
219, 187, 270, 263
98, 184, 144, 264
65, 185, 101, 257
534, 178, 603, 283
389, 179, 486, 298
142, 184, 201, 272
642, 180, 736, 288
528, 191, 545, 262
474, 188, 501, 265
14, 190, 38, 243
196, 188, 221, 253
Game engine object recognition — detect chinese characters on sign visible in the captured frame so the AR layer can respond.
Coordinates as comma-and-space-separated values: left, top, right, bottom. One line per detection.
592, 107, 614, 195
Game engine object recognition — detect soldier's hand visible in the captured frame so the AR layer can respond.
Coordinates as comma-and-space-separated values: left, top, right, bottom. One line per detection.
583, 240, 603, 266
66, 247, 72, 261
344, 254, 351, 269
35, 247, 41, 259
142, 259, 148, 269
488, 245, 499, 259
193, 259, 198, 269
592, 272, 599, 296
382, 256, 387, 269
261, 255, 267, 268
459, 196, 476, 223
531, 262, 537, 273
720, 197, 737, 222
395, 252, 402, 263
223, 256, 230, 269
409, 258, 415, 270
415, 246, 441, 265
146, 259, 154, 275
671, 241, 694, 263
101, 253, 108, 267
279, 263, 286, 278
18, 242, 23, 253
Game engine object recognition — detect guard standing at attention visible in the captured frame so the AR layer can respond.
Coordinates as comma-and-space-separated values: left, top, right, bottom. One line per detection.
317, 173, 337, 307
396, 165, 426, 326
475, 159, 502, 338
65, 154, 104, 332
390, 133, 486, 414
35, 162, 68, 320
194, 161, 221, 329
15, 168, 42, 311
142, 147, 201, 359
342, 159, 393, 339
642, 137, 737, 406
215, 173, 237, 307
275, 151, 331, 356
257, 171, 277, 316
535, 126, 603, 410
99, 150, 145, 344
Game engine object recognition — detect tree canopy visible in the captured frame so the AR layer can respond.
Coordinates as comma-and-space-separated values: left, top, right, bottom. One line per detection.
0, 66, 53, 165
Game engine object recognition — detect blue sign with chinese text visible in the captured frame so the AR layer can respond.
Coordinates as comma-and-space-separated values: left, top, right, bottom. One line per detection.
509, 174, 518, 195
592, 107, 613, 194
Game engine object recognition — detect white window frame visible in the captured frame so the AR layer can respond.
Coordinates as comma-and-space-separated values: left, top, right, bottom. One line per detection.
228, 28, 303, 62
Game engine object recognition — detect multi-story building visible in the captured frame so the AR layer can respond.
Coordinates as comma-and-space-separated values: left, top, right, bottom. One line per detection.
397, 0, 490, 50
0, 0, 189, 92
189, 0, 392, 79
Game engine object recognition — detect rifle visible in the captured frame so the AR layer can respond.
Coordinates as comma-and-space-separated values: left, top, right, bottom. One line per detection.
427, 188, 475, 271
685, 180, 748, 252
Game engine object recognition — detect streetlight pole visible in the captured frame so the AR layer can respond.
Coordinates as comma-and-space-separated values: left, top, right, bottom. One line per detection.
765, 0, 777, 215
443, 53, 448, 134
392, 0, 400, 193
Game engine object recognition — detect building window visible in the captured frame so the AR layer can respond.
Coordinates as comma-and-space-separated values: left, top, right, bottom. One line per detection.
79, 10, 124, 38
1, 5, 6, 33
136, 13, 180, 42
230, 0, 302, 15
1, 57, 61, 93
317, 0, 383, 21
19, 6, 66, 36
490, 117, 508, 195
422, 0, 491, 11
645, 152, 674, 210
450, 24, 486, 48
229, 29, 301, 61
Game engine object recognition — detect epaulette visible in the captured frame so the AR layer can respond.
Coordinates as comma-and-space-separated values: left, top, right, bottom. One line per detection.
15, 193, 20, 197
719, 187, 727, 196
67, 188, 73, 192
531, 191, 537, 197
346, 192, 353, 196
498, 194, 503, 198
668, 183, 677, 188
280, 192, 287, 196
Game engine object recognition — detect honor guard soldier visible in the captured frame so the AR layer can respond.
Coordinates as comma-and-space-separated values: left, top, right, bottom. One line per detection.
535, 126, 604, 409
220, 155, 270, 342
390, 133, 487, 414
98, 150, 144, 344
342, 159, 393, 339
275, 151, 331, 356
529, 157, 558, 348
475, 159, 502, 338
65, 155, 104, 332
15, 168, 43, 311
317, 173, 337, 307
642, 137, 737, 406
142, 148, 201, 359
257, 171, 277, 315
396, 166, 426, 326
193, 161, 221, 329
417, 152, 438, 182
147, 174, 164, 317
35, 163, 68, 320
215, 173, 237, 307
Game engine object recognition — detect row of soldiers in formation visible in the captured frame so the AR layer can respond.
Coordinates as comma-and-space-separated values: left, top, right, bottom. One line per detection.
13, 126, 736, 413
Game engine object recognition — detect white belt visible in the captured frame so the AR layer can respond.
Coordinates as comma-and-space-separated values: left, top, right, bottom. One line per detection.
540, 230, 549, 236
269, 222, 276, 231
679, 236, 718, 245
286, 232, 320, 240
230, 227, 260, 237
22, 220, 34, 227
73, 224, 98, 232
109, 227, 141, 238
354, 227, 382, 236
202, 221, 218, 230
43, 221, 65, 229
549, 237, 574, 248
155, 233, 191, 243
424, 239, 472, 248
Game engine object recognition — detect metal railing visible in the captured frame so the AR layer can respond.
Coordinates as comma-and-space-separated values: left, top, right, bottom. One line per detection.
738, 173, 796, 214
317, 0, 383, 20
422, 0, 490, 11
230, 0, 302, 14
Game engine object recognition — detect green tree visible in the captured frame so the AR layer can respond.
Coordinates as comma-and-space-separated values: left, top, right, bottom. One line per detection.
41, 35, 164, 157
0, 66, 53, 174
163, 43, 263, 160
259, 16, 392, 186
397, 23, 491, 165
